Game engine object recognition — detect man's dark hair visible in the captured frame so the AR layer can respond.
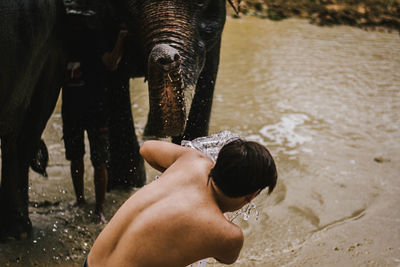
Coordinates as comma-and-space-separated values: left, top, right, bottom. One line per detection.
209, 139, 277, 198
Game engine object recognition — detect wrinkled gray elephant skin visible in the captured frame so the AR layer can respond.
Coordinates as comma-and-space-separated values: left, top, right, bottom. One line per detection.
0, 0, 66, 239
0, 0, 240, 239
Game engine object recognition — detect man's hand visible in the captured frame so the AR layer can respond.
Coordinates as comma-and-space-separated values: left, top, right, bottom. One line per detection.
102, 30, 129, 71
118, 30, 128, 40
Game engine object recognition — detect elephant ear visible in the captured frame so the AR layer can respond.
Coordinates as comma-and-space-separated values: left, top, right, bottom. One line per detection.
227, 0, 241, 14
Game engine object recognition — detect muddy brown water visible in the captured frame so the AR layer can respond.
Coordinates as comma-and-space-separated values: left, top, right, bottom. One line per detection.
1, 17, 400, 266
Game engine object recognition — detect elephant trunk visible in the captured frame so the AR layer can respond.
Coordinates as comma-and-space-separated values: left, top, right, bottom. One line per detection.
146, 44, 185, 137
141, 1, 199, 137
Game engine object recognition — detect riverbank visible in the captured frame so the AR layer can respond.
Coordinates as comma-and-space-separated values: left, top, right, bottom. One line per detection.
233, 0, 400, 32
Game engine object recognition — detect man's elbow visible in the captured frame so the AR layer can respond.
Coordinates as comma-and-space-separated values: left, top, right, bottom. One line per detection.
139, 142, 149, 158
139, 141, 158, 160
214, 254, 239, 265
214, 247, 242, 265
101, 54, 119, 71
104, 60, 119, 72
215, 233, 243, 264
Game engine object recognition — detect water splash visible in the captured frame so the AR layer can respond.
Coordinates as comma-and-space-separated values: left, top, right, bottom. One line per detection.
229, 202, 260, 222
259, 114, 313, 148
181, 130, 239, 162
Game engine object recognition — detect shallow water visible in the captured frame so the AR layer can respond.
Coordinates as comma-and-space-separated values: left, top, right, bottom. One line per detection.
1, 17, 400, 266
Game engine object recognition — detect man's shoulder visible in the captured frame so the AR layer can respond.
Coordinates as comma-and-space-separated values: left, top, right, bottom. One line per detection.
217, 220, 244, 244
173, 149, 214, 172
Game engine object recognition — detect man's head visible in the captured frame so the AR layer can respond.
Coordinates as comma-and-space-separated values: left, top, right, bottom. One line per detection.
210, 139, 277, 198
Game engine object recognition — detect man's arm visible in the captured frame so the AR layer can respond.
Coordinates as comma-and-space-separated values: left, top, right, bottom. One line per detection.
213, 227, 244, 264
139, 140, 200, 172
101, 30, 128, 71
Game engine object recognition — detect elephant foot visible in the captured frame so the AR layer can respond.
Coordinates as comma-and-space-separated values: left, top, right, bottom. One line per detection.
0, 212, 32, 242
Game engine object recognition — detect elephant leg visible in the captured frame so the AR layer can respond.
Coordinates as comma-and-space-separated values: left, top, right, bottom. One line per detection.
0, 100, 52, 240
177, 39, 222, 142
0, 135, 32, 240
0, 48, 64, 240
107, 75, 145, 190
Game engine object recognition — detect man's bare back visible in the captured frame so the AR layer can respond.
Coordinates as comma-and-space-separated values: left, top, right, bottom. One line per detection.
88, 141, 244, 267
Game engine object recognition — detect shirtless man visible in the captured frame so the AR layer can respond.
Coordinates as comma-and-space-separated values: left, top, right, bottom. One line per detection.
87, 138, 277, 266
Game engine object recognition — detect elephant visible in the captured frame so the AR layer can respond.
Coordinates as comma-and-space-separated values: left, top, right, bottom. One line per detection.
106, 0, 241, 190
0, 0, 67, 239
0, 0, 240, 239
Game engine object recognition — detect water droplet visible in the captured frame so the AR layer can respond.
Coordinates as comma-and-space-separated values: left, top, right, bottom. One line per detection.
229, 202, 260, 222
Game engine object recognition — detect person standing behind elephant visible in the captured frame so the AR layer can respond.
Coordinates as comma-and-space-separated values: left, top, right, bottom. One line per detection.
62, 27, 128, 223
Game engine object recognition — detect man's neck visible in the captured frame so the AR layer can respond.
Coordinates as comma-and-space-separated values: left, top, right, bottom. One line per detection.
209, 179, 244, 213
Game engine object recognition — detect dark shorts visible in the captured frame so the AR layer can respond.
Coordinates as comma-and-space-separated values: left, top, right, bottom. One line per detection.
62, 117, 109, 167
62, 84, 109, 167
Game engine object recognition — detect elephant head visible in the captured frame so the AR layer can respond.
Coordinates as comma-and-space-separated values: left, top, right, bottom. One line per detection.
117, 0, 241, 138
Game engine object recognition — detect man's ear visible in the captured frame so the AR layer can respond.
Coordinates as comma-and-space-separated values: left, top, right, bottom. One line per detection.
227, 0, 241, 15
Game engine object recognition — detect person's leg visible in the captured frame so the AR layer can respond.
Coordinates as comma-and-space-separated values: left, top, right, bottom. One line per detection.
94, 162, 107, 223
87, 126, 109, 223
71, 158, 85, 205
62, 100, 86, 206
